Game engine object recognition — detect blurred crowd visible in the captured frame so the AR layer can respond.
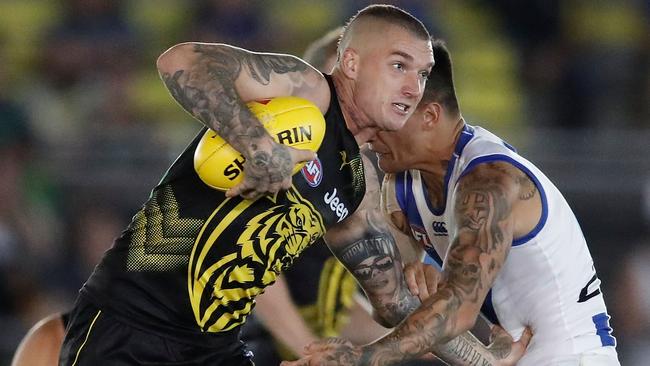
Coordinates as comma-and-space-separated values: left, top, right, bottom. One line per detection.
0, 0, 648, 364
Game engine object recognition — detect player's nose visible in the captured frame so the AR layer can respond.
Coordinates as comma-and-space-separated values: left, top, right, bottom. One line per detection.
402, 71, 421, 98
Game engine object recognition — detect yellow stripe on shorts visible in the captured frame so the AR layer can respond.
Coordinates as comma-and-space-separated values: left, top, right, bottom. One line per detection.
71, 310, 102, 366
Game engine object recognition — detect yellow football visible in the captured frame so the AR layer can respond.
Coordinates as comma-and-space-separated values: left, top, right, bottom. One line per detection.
194, 96, 326, 191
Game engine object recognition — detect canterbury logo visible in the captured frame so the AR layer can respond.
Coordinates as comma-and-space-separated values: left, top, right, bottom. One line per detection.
432, 221, 448, 236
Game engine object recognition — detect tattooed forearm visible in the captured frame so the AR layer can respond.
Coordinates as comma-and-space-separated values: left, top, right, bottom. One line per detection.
159, 44, 307, 155
357, 287, 463, 365
340, 236, 418, 326
487, 331, 513, 360
353, 164, 517, 365
326, 209, 419, 327
434, 332, 497, 366
433, 325, 518, 366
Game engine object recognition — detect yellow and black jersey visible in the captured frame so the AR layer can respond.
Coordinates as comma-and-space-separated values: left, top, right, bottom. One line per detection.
81, 76, 366, 344
240, 241, 358, 362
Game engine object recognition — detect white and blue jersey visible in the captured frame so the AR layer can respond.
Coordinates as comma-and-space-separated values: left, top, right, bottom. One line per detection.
382, 124, 619, 365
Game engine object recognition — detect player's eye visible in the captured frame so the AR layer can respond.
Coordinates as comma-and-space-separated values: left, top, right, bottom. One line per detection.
392, 62, 404, 71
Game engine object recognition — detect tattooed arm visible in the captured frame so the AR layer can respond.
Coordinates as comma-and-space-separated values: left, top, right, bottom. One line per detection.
324, 208, 419, 328
357, 161, 522, 365
428, 324, 531, 366
323, 153, 419, 328
385, 172, 531, 366
284, 162, 526, 365
351, 162, 521, 365
388, 259, 530, 366
156, 43, 328, 199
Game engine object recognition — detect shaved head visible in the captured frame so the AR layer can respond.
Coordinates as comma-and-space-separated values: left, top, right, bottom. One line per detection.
330, 4, 434, 137
338, 4, 430, 60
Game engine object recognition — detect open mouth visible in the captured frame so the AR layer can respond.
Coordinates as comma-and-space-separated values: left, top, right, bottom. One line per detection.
392, 102, 410, 114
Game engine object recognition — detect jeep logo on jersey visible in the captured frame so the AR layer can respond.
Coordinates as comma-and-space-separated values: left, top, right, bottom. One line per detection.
301, 158, 323, 187
432, 221, 448, 236
324, 188, 349, 222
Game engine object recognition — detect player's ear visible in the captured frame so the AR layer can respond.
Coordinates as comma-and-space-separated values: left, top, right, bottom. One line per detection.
422, 102, 442, 129
339, 48, 359, 79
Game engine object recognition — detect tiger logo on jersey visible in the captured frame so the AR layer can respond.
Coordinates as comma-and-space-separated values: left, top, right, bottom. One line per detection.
188, 187, 325, 332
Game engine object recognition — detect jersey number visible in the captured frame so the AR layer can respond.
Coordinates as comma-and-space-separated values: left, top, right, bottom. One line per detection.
578, 273, 601, 303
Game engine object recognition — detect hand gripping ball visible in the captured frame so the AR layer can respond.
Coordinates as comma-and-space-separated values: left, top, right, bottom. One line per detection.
193, 96, 326, 191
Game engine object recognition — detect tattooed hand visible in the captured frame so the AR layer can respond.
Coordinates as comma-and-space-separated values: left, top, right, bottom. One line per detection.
226, 141, 316, 200
157, 43, 324, 199
403, 261, 440, 302
488, 325, 532, 366
280, 338, 362, 366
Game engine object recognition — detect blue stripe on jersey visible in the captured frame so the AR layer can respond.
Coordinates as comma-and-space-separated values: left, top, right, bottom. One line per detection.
425, 247, 444, 268
422, 124, 475, 216
459, 154, 549, 247
395, 171, 426, 228
397, 171, 446, 267
397, 172, 445, 266
502, 139, 517, 153
423, 252, 442, 271
593, 312, 616, 347
480, 290, 500, 325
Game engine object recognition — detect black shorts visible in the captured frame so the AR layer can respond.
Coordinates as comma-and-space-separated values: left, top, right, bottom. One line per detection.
59, 296, 254, 366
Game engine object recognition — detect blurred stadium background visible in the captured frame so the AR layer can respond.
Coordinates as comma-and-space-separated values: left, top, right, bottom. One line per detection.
0, 0, 648, 364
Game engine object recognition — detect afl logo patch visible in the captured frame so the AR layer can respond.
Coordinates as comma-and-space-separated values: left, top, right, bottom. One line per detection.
301, 158, 323, 187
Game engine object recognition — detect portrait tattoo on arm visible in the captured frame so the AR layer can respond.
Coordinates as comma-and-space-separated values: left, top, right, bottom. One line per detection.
326, 209, 420, 328
353, 163, 517, 365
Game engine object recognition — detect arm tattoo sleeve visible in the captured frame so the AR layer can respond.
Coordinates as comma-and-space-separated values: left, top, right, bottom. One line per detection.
357, 163, 516, 365
327, 209, 420, 327
159, 44, 307, 155
432, 331, 511, 366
